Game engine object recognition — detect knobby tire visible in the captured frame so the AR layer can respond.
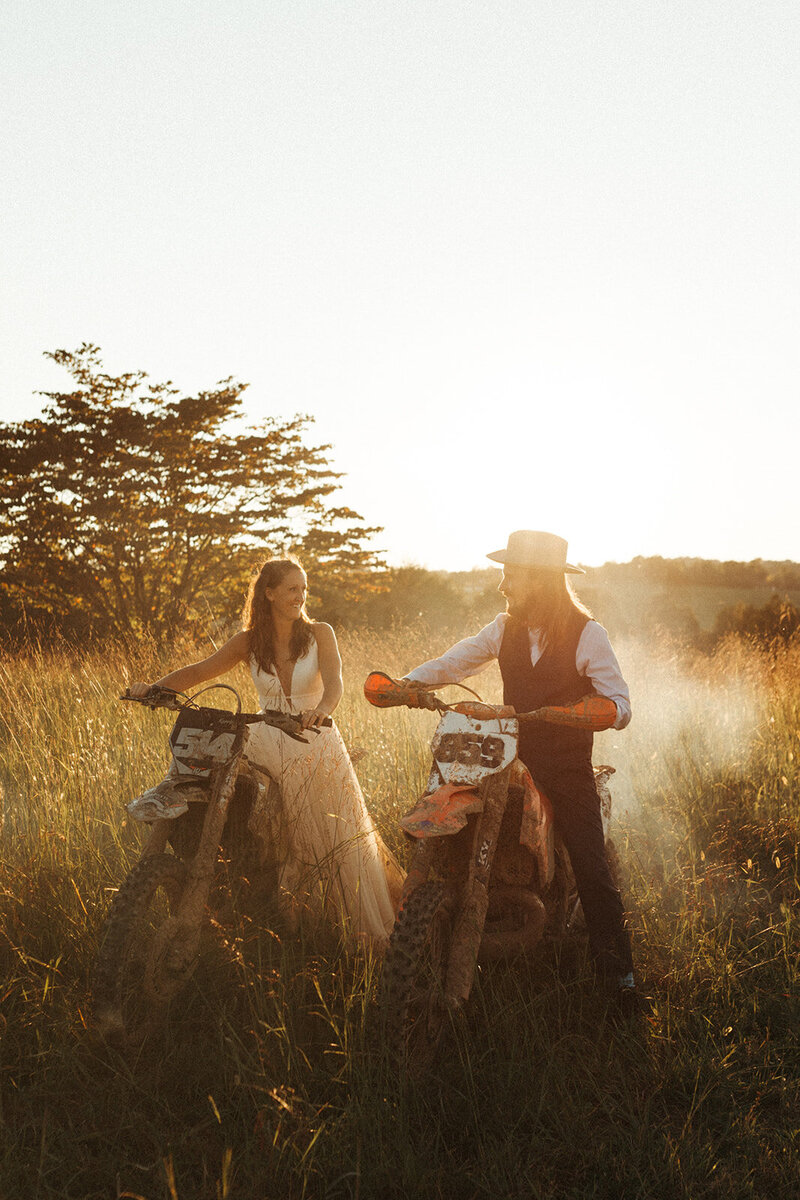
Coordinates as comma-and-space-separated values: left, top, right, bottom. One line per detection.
92, 852, 188, 1046
382, 880, 452, 1078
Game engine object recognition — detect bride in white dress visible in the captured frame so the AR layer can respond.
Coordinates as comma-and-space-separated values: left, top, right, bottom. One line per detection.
128, 557, 404, 945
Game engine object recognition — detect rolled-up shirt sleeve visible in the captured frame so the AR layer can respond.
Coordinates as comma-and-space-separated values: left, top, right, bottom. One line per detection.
577, 622, 632, 730
405, 616, 505, 686
407, 613, 632, 732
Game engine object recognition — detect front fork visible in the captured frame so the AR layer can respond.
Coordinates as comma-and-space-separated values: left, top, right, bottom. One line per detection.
443, 764, 511, 1007
147, 752, 242, 992
140, 823, 170, 857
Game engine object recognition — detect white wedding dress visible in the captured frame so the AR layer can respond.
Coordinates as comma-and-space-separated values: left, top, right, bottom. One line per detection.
247, 638, 403, 945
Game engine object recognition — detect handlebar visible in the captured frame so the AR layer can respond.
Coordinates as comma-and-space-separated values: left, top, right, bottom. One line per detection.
364, 672, 510, 717
120, 686, 332, 738
363, 673, 616, 731
121, 685, 185, 711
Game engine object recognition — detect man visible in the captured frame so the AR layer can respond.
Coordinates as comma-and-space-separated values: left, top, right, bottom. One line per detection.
404, 529, 638, 1008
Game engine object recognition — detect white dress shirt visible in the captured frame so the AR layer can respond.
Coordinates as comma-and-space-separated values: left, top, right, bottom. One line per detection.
406, 613, 631, 730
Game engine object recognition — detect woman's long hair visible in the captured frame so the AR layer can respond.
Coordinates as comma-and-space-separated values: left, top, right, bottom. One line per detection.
242, 557, 315, 674
508, 571, 594, 651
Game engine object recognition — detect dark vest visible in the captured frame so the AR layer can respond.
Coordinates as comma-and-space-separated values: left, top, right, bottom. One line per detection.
499, 610, 594, 779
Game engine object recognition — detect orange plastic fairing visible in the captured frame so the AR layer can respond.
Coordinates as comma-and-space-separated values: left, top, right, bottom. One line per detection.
364, 672, 433, 709
529, 694, 617, 731
514, 763, 556, 887
400, 784, 483, 838
364, 672, 409, 707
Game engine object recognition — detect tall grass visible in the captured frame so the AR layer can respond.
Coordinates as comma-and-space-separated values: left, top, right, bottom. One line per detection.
0, 628, 797, 1198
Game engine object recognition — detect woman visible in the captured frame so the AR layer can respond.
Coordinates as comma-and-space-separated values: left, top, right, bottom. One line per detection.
129, 557, 403, 945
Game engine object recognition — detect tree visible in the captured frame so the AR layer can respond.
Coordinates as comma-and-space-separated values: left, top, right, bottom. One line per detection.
712, 594, 800, 645
336, 566, 471, 629
0, 344, 382, 638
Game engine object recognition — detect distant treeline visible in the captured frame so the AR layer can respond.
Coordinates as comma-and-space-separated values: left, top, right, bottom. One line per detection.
3, 555, 799, 650
581, 555, 800, 591
317, 557, 800, 652
573, 556, 800, 646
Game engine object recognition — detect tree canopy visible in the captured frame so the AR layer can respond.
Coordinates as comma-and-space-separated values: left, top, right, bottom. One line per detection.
0, 345, 382, 638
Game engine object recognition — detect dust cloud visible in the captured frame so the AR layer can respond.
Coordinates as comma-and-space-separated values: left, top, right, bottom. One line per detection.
594, 636, 769, 819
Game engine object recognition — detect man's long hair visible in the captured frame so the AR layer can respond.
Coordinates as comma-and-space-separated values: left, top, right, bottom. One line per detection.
509, 571, 594, 650
242, 557, 315, 674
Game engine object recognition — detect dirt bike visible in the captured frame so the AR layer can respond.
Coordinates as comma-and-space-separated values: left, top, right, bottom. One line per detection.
92, 683, 329, 1045
363, 672, 618, 1075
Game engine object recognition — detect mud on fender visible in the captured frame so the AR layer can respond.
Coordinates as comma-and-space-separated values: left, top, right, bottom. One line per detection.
400, 784, 484, 838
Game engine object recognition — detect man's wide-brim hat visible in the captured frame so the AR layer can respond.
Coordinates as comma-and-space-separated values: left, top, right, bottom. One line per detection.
486, 530, 585, 574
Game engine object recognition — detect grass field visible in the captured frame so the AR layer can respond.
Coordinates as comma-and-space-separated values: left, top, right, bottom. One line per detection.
0, 626, 797, 1199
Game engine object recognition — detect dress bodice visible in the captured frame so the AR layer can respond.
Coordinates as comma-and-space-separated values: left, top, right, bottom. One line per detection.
245, 629, 404, 942
250, 637, 324, 714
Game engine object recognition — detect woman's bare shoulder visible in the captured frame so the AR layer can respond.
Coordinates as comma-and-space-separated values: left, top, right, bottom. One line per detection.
224, 630, 251, 658
310, 621, 337, 644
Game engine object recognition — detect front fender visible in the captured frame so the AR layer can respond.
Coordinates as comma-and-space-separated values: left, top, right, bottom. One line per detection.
400, 784, 483, 839
126, 777, 210, 823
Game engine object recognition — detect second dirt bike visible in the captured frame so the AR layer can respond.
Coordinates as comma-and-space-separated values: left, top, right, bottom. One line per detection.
364, 672, 618, 1075
92, 684, 329, 1045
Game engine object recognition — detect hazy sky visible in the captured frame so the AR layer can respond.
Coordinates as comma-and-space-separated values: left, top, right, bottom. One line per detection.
2, 1, 798, 570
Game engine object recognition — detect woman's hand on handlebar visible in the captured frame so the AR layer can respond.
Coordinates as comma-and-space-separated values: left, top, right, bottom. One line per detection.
128, 681, 155, 698
121, 682, 182, 710
300, 707, 329, 730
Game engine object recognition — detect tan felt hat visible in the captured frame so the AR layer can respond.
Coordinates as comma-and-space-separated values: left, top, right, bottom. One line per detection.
486, 530, 585, 574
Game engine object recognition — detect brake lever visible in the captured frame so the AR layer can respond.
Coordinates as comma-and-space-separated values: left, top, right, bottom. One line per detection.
120, 687, 183, 711
421, 694, 449, 713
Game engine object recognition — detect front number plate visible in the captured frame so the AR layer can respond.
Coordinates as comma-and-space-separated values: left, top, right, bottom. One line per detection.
430, 712, 518, 785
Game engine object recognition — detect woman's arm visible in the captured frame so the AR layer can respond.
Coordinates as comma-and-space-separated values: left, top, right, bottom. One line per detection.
128, 631, 251, 697
302, 622, 344, 728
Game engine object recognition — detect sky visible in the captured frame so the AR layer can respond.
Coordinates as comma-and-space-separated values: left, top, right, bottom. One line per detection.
2, 1, 798, 572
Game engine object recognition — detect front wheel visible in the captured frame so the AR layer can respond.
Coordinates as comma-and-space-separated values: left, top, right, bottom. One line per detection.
382, 881, 452, 1077
92, 853, 188, 1045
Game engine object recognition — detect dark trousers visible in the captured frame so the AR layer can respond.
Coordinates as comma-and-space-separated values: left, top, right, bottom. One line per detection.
531, 760, 633, 978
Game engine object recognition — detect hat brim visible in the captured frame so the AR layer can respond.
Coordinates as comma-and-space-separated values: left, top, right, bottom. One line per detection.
486, 549, 585, 574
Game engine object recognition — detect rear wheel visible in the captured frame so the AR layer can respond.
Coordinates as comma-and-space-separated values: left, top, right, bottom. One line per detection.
382, 881, 452, 1077
92, 853, 188, 1045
